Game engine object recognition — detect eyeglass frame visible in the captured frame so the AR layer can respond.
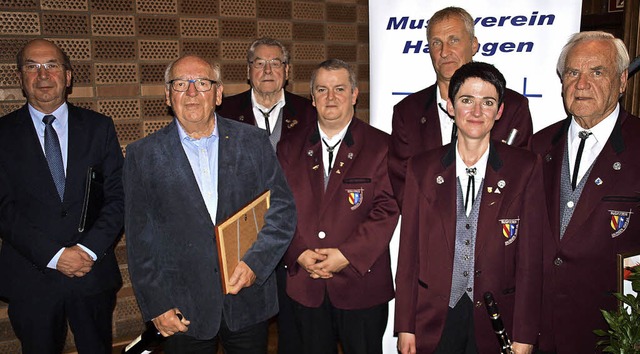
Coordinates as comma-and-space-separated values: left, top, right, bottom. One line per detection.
21, 62, 66, 73
166, 78, 219, 92
248, 58, 287, 70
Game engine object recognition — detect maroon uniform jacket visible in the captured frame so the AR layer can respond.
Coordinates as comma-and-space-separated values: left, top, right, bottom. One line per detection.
278, 118, 400, 310
529, 110, 640, 354
217, 89, 316, 156
394, 142, 543, 353
389, 83, 533, 206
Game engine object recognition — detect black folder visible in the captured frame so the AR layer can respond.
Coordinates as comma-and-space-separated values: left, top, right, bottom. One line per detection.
78, 166, 104, 232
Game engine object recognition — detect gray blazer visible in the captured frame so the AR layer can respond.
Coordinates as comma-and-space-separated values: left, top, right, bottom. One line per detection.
123, 115, 296, 339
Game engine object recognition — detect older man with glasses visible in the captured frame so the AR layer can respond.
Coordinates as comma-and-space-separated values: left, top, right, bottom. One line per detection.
217, 37, 316, 354
124, 54, 296, 354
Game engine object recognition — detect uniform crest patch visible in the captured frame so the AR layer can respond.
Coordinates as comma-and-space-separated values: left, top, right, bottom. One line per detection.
610, 209, 633, 238
346, 188, 364, 210
500, 218, 519, 246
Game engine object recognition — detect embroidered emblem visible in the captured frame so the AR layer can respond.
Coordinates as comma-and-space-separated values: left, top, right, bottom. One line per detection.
610, 209, 633, 238
436, 176, 444, 184
613, 162, 621, 170
285, 119, 298, 129
500, 218, 520, 245
347, 188, 364, 210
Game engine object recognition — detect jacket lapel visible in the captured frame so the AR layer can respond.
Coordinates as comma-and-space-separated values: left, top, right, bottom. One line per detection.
322, 120, 359, 216
421, 86, 444, 148
433, 145, 457, 256
543, 117, 571, 243
476, 143, 505, 254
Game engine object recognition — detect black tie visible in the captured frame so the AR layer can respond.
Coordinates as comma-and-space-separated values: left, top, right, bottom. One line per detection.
322, 138, 341, 174
572, 130, 592, 190
43, 115, 65, 200
465, 167, 477, 214
438, 103, 457, 141
258, 105, 277, 136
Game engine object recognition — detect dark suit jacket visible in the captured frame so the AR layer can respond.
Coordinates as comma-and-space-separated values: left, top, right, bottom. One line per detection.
123, 116, 297, 339
394, 142, 543, 353
217, 89, 316, 155
278, 118, 399, 310
0, 103, 124, 299
389, 84, 533, 207
529, 110, 640, 354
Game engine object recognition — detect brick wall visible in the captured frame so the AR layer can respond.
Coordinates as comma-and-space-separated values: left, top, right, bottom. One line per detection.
0, 0, 369, 352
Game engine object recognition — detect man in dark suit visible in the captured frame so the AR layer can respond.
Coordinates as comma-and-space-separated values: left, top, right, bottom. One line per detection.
530, 31, 640, 354
123, 54, 296, 354
389, 6, 533, 206
216, 37, 315, 354
278, 59, 399, 354
395, 62, 543, 354
0, 39, 124, 353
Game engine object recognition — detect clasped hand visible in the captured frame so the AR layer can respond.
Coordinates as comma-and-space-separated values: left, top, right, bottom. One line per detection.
297, 248, 349, 279
56, 245, 94, 278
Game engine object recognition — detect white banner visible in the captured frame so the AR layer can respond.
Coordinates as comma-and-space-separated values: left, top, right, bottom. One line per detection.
369, 1, 582, 352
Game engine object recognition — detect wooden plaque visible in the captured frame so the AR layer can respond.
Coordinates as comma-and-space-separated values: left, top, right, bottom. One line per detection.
214, 190, 270, 294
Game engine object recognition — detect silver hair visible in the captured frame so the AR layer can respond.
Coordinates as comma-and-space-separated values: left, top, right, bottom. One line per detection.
164, 55, 222, 87
247, 37, 289, 63
556, 31, 630, 76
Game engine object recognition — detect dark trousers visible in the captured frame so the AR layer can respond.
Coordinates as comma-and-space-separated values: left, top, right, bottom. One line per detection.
275, 262, 302, 354
8, 289, 116, 354
292, 295, 388, 354
163, 317, 268, 354
434, 294, 478, 354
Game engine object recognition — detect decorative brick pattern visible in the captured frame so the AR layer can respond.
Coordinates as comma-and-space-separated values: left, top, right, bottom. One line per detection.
258, 21, 292, 40
0, 12, 41, 35
97, 99, 141, 120
0, 64, 20, 87
43, 13, 89, 35
220, 0, 256, 18
257, 1, 291, 19
41, 0, 87, 11
51, 39, 92, 61
0, 2, 371, 351
137, 16, 179, 37
91, 15, 136, 37
136, 0, 177, 14
292, 2, 325, 20
139, 40, 179, 61
93, 39, 136, 61
180, 18, 218, 38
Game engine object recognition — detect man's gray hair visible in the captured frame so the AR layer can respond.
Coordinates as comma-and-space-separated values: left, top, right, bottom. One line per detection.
556, 31, 630, 76
247, 37, 289, 63
164, 55, 222, 87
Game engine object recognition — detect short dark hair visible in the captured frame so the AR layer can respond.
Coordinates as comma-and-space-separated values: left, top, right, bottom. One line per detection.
310, 59, 357, 93
16, 39, 72, 72
448, 62, 506, 106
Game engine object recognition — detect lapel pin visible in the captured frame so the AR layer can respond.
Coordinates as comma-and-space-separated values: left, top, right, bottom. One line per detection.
307, 150, 314, 156
495, 188, 501, 194
286, 119, 298, 128
613, 162, 621, 170
545, 154, 552, 162
420, 117, 427, 124
339, 162, 344, 167
436, 176, 444, 184
238, 115, 245, 121
487, 187, 493, 193
312, 165, 319, 170
595, 177, 603, 185
336, 170, 341, 174
348, 152, 354, 159
497, 180, 506, 188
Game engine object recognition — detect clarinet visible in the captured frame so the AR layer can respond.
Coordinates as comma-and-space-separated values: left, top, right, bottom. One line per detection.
483, 292, 514, 354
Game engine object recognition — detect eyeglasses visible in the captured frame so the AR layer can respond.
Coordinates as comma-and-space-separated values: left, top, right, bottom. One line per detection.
249, 58, 286, 70
22, 62, 64, 72
167, 79, 218, 92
